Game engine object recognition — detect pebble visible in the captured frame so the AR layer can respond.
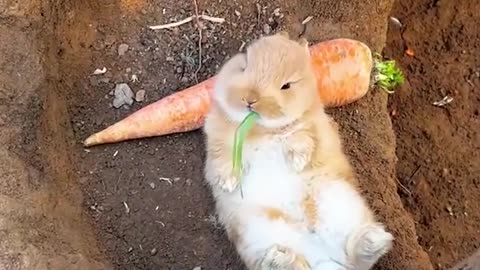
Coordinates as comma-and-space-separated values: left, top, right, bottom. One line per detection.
98, 78, 111, 84
150, 248, 158, 256
263, 24, 271, 34
118, 43, 129, 56
446, 205, 453, 216
113, 83, 134, 108
135, 90, 146, 102
193, 267, 201, 270
89, 77, 99, 87
273, 8, 281, 16
180, 77, 189, 84
104, 35, 116, 46
93, 41, 105, 51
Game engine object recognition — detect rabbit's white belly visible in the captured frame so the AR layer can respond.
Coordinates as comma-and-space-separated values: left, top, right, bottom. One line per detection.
213, 138, 370, 269
225, 138, 305, 210
244, 144, 303, 203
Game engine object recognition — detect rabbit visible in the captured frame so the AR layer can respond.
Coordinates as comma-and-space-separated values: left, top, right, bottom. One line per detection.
202, 31, 393, 270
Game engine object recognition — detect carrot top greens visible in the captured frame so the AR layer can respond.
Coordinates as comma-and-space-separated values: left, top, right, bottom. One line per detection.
373, 55, 405, 94
232, 111, 259, 179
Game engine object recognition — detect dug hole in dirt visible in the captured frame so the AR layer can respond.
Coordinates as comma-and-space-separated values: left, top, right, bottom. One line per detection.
0, 0, 478, 270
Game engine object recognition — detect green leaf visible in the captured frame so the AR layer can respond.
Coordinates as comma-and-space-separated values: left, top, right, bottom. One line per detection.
373, 55, 405, 94
232, 111, 259, 178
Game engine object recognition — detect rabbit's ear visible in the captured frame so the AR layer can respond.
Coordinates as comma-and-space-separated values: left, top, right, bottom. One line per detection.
297, 37, 309, 47
276, 31, 290, 39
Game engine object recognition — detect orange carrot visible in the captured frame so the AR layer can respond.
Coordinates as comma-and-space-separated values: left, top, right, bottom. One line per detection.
84, 78, 216, 147
83, 38, 373, 147
310, 38, 372, 107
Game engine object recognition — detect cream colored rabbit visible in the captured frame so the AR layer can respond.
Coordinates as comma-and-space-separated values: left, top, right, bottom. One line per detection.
203, 32, 393, 270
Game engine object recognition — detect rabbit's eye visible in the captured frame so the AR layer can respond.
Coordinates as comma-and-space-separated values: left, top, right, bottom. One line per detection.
281, 83, 291, 90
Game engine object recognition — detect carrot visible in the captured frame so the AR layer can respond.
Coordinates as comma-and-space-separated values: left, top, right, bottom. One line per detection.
83, 38, 403, 147
309, 38, 373, 107
83, 77, 216, 147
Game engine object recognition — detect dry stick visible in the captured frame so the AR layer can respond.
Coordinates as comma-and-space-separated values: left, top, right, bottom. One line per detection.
149, 16, 194, 30
149, 15, 225, 30
192, 0, 202, 84
299, 15, 313, 38
148, 2, 225, 84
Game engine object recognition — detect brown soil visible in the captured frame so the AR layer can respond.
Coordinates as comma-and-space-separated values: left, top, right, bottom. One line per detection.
385, 0, 480, 269
1, 0, 479, 270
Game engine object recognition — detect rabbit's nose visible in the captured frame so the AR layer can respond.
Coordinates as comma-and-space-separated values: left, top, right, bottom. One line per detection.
247, 99, 257, 106
242, 97, 258, 107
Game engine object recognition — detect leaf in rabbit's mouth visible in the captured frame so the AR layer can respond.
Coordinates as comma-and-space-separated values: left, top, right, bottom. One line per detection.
232, 111, 259, 179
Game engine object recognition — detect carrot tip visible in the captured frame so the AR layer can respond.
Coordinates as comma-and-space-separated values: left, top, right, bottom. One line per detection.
83, 136, 96, 147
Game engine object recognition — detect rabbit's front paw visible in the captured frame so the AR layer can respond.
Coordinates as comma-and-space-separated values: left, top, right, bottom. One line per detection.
284, 138, 313, 172
216, 173, 240, 192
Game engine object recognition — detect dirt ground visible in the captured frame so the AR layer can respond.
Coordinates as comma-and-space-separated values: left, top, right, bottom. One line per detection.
1, 0, 479, 269
385, 0, 480, 268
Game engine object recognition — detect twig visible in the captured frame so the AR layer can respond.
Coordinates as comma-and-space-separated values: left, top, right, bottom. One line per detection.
149, 14, 224, 30
149, 2, 225, 83
396, 178, 412, 196
299, 15, 313, 38
192, 0, 202, 84
256, 3, 261, 24
200, 14, 225, 23
123, 201, 130, 214
149, 16, 194, 30
407, 165, 421, 184
433, 95, 454, 107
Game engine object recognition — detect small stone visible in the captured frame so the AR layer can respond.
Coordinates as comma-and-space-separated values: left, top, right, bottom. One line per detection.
98, 77, 111, 84
180, 77, 189, 84
185, 179, 192, 186
113, 83, 134, 108
105, 35, 116, 46
135, 90, 146, 102
176, 67, 183, 74
118, 43, 129, 56
126, 67, 132, 73
150, 248, 158, 256
93, 41, 105, 51
234, 10, 241, 17
172, 27, 180, 36
273, 8, 281, 16
166, 56, 174, 62
193, 267, 201, 270
149, 182, 155, 189
263, 24, 271, 34
127, 247, 133, 253
89, 77, 99, 86
95, 116, 104, 125
446, 205, 453, 216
